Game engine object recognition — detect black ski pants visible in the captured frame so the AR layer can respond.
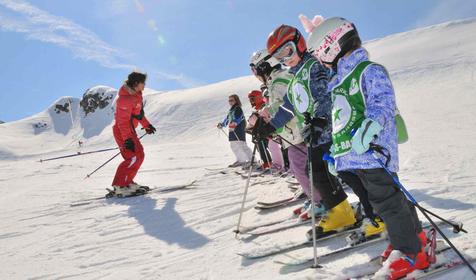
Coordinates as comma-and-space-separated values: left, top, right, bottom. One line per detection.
309, 143, 348, 209
355, 168, 422, 255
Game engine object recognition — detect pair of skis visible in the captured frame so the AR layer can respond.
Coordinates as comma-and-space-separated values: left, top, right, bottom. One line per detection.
70, 180, 197, 207
238, 222, 362, 259
338, 242, 473, 279
238, 221, 443, 260
254, 192, 305, 211
204, 168, 278, 186
238, 216, 312, 237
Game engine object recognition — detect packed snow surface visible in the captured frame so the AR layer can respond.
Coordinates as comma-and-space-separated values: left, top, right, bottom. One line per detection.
0, 19, 475, 279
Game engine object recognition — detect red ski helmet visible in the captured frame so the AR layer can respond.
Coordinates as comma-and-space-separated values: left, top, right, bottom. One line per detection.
248, 90, 265, 108
267, 25, 307, 58
248, 90, 263, 99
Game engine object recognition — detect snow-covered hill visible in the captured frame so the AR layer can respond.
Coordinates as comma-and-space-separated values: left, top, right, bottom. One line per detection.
0, 19, 475, 279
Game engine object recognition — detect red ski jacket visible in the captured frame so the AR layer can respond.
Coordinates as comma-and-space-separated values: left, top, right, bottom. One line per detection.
114, 84, 151, 140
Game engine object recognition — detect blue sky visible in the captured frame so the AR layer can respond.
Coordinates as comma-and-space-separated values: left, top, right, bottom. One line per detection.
1, 0, 476, 122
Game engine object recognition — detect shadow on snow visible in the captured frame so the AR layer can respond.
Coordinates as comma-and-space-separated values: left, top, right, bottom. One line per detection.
115, 196, 210, 249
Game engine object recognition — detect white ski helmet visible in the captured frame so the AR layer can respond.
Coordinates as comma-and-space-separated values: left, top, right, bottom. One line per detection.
249, 49, 280, 78
249, 49, 279, 67
307, 17, 360, 66
250, 49, 268, 67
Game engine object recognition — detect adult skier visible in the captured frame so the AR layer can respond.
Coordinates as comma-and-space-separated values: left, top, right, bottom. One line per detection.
249, 48, 323, 220
217, 94, 252, 167
112, 71, 156, 197
307, 17, 428, 279
254, 25, 357, 233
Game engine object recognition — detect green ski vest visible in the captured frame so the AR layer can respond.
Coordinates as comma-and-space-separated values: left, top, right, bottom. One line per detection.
331, 61, 408, 157
331, 61, 373, 156
287, 59, 316, 129
269, 76, 291, 134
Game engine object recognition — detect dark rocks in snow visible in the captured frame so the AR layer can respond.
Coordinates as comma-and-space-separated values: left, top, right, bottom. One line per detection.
80, 88, 114, 116
33, 122, 48, 129
54, 102, 70, 114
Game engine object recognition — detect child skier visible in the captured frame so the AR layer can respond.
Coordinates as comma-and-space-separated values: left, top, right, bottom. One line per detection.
217, 94, 252, 167
246, 90, 273, 172
249, 48, 323, 220
255, 25, 357, 233
307, 17, 428, 279
112, 71, 156, 197
300, 14, 386, 239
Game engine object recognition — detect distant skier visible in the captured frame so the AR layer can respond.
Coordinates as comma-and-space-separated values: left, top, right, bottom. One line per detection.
246, 90, 273, 172
308, 17, 428, 279
112, 71, 156, 197
217, 94, 252, 167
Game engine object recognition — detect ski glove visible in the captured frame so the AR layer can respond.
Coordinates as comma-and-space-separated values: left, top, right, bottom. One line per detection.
323, 146, 337, 176
301, 117, 328, 145
327, 161, 337, 176
145, 124, 156, 134
217, 122, 223, 129
253, 118, 276, 140
351, 118, 383, 155
124, 138, 135, 152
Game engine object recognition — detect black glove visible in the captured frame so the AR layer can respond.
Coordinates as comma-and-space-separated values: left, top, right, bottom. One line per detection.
132, 108, 144, 120
302, 117, 328, 144
217, 122, 223, 129
145, 124, 156, 134
252, 117, 276, 140
124, 138, 135, 152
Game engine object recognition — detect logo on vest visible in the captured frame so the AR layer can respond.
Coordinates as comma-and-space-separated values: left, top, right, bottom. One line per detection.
350, 78, 359, 95
292, 82, 310, 114
302, 68, 309, 81
332, 95, 351, 133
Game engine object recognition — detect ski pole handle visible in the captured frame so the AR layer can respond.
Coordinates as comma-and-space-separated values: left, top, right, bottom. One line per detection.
303, 112, 312, 125
322, 153, 335, 165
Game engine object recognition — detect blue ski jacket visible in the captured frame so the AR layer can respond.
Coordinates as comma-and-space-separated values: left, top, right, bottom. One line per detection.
220, 105, 246, 141
329, 48, 399, 172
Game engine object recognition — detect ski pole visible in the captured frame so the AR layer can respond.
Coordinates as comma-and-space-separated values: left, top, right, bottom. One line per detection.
369, 144, 476, 275
367, 144, 467, 232
232, 130, 240, 142
275, 135, 307, 155
303, 112, 321, 269
233, 143, 258, 237
39, 147, 119, 163
219, 127, 228, 138
84, 151, 121, 180
84, 133, 147, 180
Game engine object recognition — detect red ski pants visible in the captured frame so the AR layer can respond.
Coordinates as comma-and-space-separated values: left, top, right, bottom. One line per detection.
112, 125, 144, 187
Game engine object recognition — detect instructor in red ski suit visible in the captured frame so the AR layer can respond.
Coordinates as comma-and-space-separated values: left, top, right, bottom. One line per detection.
112, 71, 156, 196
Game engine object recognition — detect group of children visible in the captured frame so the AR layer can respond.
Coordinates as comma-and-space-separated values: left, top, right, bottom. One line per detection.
218, 15, 428, 279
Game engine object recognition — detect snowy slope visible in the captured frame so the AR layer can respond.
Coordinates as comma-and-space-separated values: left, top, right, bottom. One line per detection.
0, 19, 475, 279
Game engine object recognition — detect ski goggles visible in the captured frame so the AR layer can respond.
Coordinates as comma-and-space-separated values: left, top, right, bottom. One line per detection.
272, 41, 297, 63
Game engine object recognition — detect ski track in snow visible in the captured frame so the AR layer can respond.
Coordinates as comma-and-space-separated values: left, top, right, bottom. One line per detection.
1, 19, 476, 279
